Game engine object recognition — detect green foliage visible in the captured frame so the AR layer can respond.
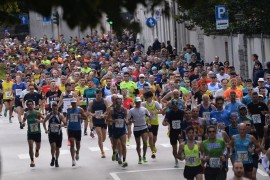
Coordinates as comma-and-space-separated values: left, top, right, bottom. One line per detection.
0, 0, 21, 26
175, 0, 270, 35
24, 0, 170, 35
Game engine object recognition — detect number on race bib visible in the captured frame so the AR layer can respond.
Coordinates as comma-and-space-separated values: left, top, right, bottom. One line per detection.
115, 119, 124, 128
70, 114, 79, 122
5, 92, 11, 98
186, 156, 197, 166
15, 89, 22, 96
172, 120, 181, 129
50, 123, 59, 133
203, 112, 210, 120
95, 110, 103, 119
209, 158, 221, 168
30, 123, 39, 132
252, 114, 261, 124
237, 151, 248, 162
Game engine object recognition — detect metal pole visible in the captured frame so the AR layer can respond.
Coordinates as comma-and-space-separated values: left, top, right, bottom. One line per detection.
261, 33, 265, 66
230, 31, 234, 66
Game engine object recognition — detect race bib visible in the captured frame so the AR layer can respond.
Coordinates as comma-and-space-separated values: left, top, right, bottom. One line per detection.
30, 123, 39, 133
186, 155, 197, 166
70, 114, 79, 122
237, 151, 248, 162
150, 112, 156, 119
15, 89, 22, 96
95, 110, 103, 119
88, 98, 95, 102
50, 123, 59, 133
63, 98, 71, 112
172, 120, 181, 130
203, 112, 211, 120
115, 119, 124, 128
209, 158, 221, 168
5, 91, 11, 98
252, 114, 261, 124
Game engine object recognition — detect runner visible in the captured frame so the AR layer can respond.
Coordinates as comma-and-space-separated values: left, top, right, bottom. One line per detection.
162, 99, 185, 167
107, 97, 128, 167
88, 89, 109, 158
142, 91, 162, 158
22, 99, 44, 167
128, 97, 151, 164
230, 123, 261, 179
262, 148, 270, 176
201, 125, 227, 180
229, 161, 249, 180
43, 102, 66, 167
177, 126, 203, 180
23, 84, 43, 111
67, 98, 87, 166
2, 73, 14, 123
12, 76, 26, 128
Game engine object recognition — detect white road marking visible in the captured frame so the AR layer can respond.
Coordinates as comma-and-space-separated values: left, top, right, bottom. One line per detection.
88, 146, 110, 152
110, 168, 183, 180
160, 143, 171, 148
18, 154, 29, 159
257, 169, 268, 176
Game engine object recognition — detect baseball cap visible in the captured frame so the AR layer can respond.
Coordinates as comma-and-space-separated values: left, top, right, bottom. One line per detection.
245, 79, 252, 83
230, 112, 238, 118
71, 98, 77, 103
238, 105, 247, 110
151, 66, 157, 71
139, 74, 145, 78
51, 102, 58, 106
258, 78, 264, 82
135, 97, 142, 102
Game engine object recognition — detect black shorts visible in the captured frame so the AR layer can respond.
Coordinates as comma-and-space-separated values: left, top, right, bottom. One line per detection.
15, 100, 23, 108
68, 130, 82, 141
184, 165, 203, 179
252, 154, 259, 169
254, 125, 264, 138
80, 105, 86, 111
3, 99, 11, 103
243, 163, 253, 172
27, 133, 41, 143
134, 128, 148, 138
49, 132, 63, 148
112, 130, 126, 139
95, 124, 107, 129
148, 125, 159, 136
169, 131, 181, 146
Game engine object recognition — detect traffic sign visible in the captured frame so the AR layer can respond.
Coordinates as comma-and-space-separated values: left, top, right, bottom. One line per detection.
42, 16, 51, 25
19, 15, 29, 25
146, 17, 156, 28
215, 5, 229, 30
155, 10, 161, 21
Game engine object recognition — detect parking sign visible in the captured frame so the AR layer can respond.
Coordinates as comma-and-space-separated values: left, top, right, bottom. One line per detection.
215, 5, 229, 30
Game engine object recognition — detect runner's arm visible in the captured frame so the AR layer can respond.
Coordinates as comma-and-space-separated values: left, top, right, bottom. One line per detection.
59, 113, 67, 127
177, 143, 184, 160
251, 135, 262, 154
87, 101, 95, 117
42, 114, 50, 132
80, 108, 87, 120
229, 136, 236, 157
57, 94, 63, 107
161, 91, 172, 104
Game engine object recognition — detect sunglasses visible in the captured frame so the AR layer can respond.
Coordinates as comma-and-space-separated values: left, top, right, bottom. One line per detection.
246, 124, 251, 126
208, 130, 216, 133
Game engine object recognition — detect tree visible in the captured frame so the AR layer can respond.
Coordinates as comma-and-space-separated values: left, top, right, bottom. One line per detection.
24, 0, 170, 35
175, 0, 270, 35
0, 0, 21, 26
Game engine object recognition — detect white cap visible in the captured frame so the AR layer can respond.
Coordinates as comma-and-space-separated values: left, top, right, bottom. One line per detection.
258, 78, 264, 82
135, 97, 142, 102
71, 98, 77, 103
139, 74, 145, 78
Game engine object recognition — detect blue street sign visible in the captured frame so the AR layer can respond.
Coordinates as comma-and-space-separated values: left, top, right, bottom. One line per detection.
215, 5, 229, 30
19, 15, 29, 25
146, 17, 156, 28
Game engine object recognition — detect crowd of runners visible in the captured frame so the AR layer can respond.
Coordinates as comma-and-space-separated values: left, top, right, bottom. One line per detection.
1, 31, 270, 180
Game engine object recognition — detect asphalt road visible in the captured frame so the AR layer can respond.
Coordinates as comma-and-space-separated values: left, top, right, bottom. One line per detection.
0, 114, 269, 180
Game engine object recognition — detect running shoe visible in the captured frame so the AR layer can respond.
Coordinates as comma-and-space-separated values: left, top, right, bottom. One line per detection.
126, 139, 130, 146
174, 159, 179, 168
50, 157, 55, 166
30, 162, 35, 167
4, 110, 7, 117
138, 158, 142, 164
55, 160, 59, 167
153, 146, 157, 153
112, 152, 116, 161
84, 131, 87, 136
151, 153, 156, 159
118, 158, 122, 165
101, 152, 106, 158
122, 161, 128, 168
9, 118, 12, 123
72, 160, 76, 166
20, 122, 23, 129
143, 156, 148, 163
